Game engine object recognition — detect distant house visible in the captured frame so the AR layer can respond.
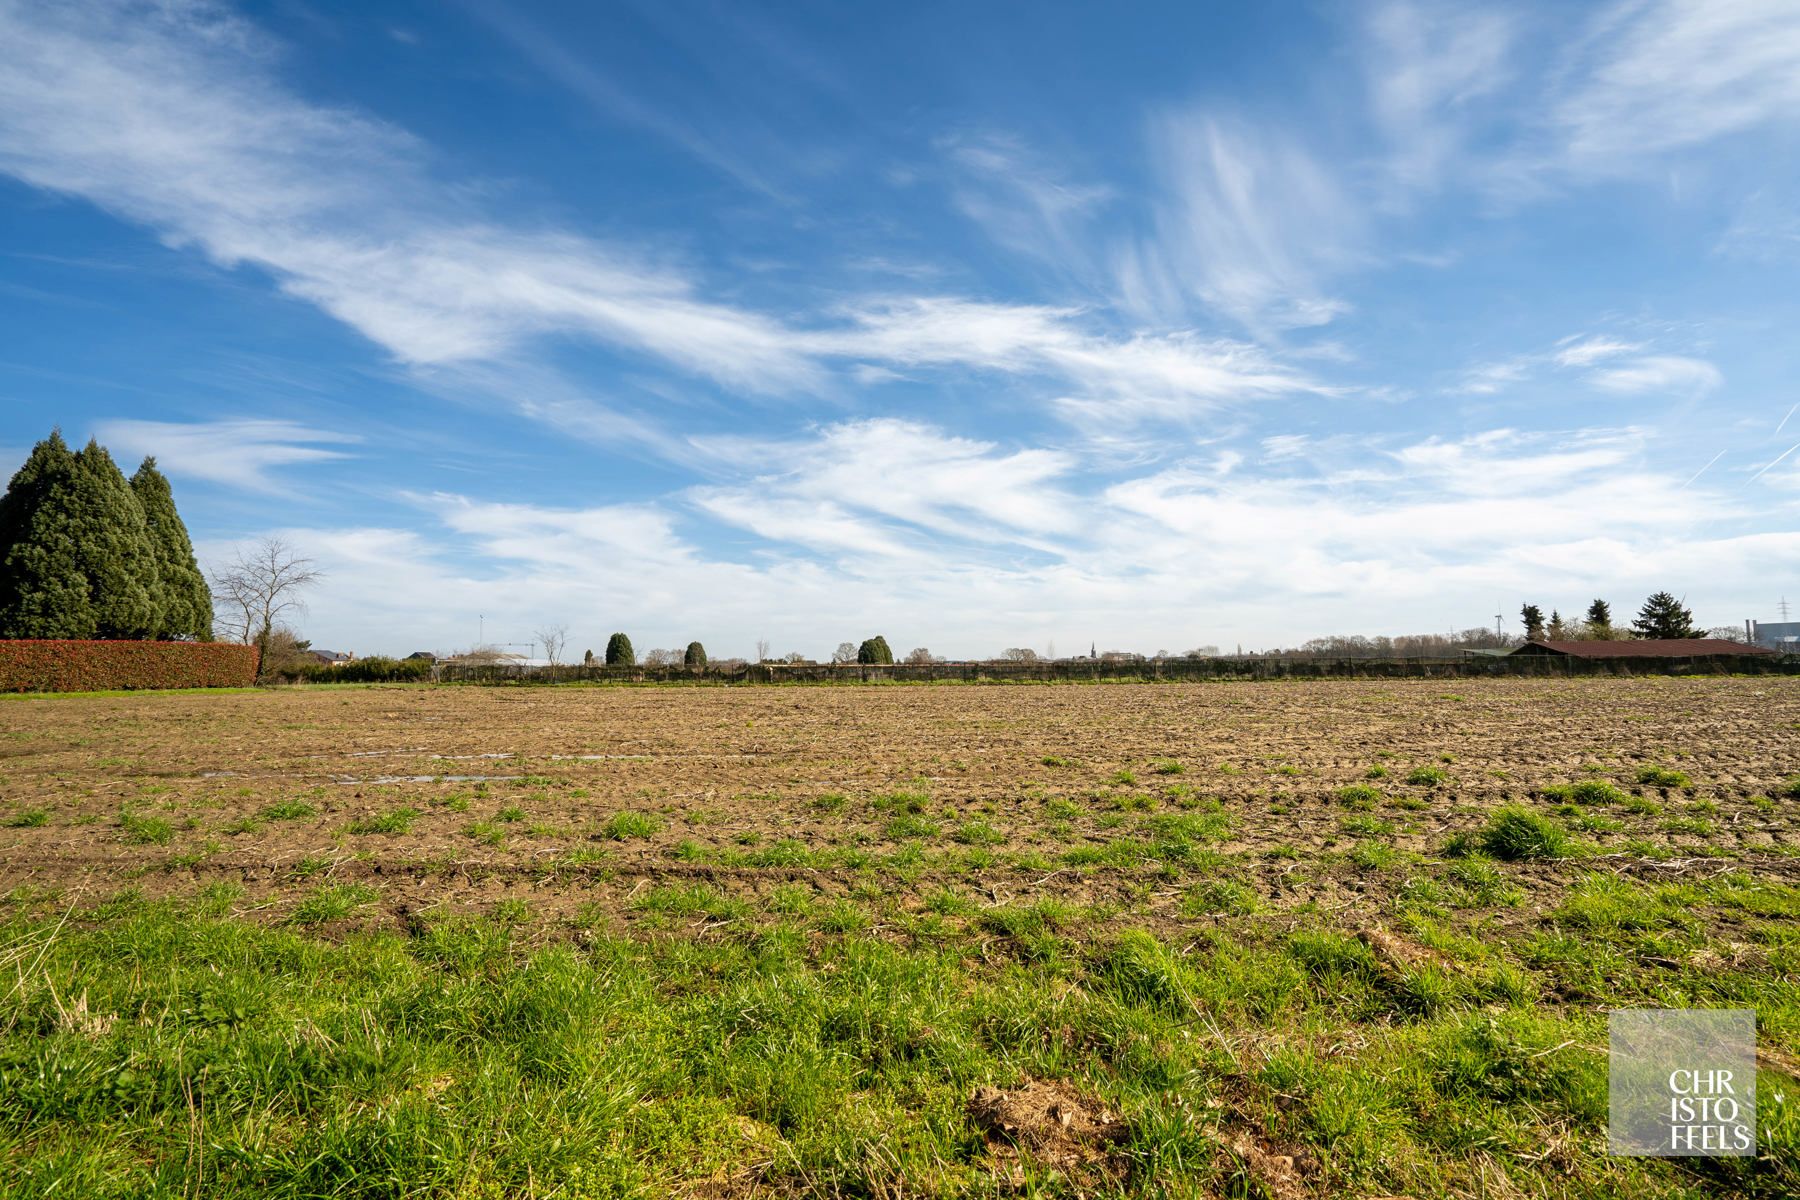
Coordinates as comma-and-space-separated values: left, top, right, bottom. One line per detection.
1509, 639, 1772, 658
403, 651, 437, 662
308, 649, 354, 666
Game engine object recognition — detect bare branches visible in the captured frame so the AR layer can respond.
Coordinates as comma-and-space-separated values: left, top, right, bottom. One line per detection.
209, 537, 322, 646
535, 624, 569, 667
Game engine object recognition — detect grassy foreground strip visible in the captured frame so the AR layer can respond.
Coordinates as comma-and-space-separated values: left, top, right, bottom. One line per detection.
1, 887, 1795, 1199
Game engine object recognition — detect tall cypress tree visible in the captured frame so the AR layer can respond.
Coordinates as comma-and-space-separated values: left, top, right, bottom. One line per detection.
131, 457, 212, 640
0, 431, 93, 637
68, 441, 159, 638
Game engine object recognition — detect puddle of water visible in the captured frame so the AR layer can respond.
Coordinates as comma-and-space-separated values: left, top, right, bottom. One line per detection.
200, 771, 240, 778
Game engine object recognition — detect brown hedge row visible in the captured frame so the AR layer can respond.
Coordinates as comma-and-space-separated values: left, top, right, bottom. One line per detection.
0, 639, 261, 692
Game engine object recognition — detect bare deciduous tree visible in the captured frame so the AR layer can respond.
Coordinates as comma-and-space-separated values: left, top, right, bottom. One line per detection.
210, 537, 322, 653
904, 647, 935, 664
755, 637, 770, 663
832, 641, 858, 664
999, 647, 1039, 662
535, 624, 569, 666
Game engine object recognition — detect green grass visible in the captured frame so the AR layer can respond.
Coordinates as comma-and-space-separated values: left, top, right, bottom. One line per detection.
0, 868, 1793, 1199
1634, 764, 1692, 789
1466, 806, 1572, 861
262, 799, 316, 821
345, 806, 420, 835
599, 810, 662, 840
1405, 765, 1449, 787
5, 807, 51, 828
117, 809, 174, 846
1335, 783, 1384, 809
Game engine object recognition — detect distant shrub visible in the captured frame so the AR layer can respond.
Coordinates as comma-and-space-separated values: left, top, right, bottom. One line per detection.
280, 655, 432, 684
857, 636, 893, 665
0, 639, 259, 692
684, 641, 706, 668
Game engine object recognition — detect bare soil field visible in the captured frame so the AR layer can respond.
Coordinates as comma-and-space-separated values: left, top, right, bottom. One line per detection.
2, 678, 1797, 1197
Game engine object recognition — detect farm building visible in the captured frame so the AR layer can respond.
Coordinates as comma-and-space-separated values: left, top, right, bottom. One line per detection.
1509, 639, 1773, 658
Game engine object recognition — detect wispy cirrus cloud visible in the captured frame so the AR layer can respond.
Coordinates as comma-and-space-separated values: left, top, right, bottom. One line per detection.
0, 0, 821, 395
0, 0, 1326, 449
1449, 334, 1720, 398
938, 131, 1113, 278
1550, 0, 1800, 173
1363, 1, 1517, 198
1587, 355, 1723, 396
92, 418, 358, 492
1118, 112, 1361, 333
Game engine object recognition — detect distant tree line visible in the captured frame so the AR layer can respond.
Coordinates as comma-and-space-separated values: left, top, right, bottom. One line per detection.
0, 431, 211, 640
1519, 593, 1713, 642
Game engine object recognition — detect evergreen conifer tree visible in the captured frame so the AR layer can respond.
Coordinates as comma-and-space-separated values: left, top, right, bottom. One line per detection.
69, 441, 159, 638
1631, 592, 1699, 639
605, 632, 635, 666
131, 457, 212, 639
684, 641, 707, 668
857, 635, 894, 664
0, 431, 92, 637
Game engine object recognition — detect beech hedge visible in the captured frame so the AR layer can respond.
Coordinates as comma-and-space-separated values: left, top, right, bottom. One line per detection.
0, 639, 260, 692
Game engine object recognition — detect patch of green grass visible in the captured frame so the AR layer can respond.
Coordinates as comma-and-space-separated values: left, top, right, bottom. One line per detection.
1039, 754, 1072, 768
601, 810, 662, 840
5, 807, 50, 828
1405, 766, 1448, 787
951, 820, 1004, 846
1634, 765, 1692, 789
346, 807, 419, 835
883, 813, 940, 840
633, 885, 751, 921
1336, 784, 1384, 810
1464, 806, 1571, 861
1182, 878, 1259, 916
1149, 759, 1185, 775
291, 882, 379, 925
262, 799, 316, 821
118, 809, 174, 845
496, 805, 527, 823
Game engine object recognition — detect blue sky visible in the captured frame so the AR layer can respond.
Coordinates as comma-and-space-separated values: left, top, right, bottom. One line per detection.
2, 0, 1797, 658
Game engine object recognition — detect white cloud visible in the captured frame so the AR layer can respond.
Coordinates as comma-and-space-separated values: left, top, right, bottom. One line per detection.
0, 2, 1330, 445
939, 131, 1112, 274
92, 418, 357, 492
1449, 336, 1719, 397
198, 422, 1795, 656
1553, 335, 1644, 367
1587, 355, 1723, 395
1121, 112, 1361, 331
1365, 1, 1517, 196
688, 419, 1081, 557
1449, 357, 1535, 396
1552, 0, 1800, 171
0, 0, 821, 395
